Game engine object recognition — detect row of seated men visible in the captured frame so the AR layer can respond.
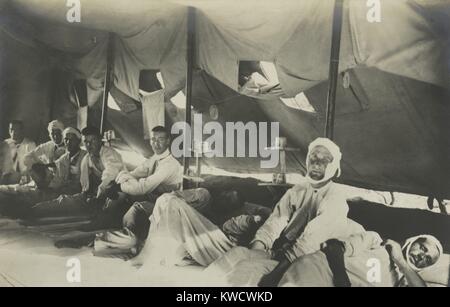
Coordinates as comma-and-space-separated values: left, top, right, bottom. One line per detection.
0, 120, 443, 287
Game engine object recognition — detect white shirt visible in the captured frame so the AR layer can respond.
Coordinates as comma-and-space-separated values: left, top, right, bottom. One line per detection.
23, 140, 65, 170
252, 180, 351, 261
116, 149, 182, 196
3, 138, 36, 175
80, 146, 125, 197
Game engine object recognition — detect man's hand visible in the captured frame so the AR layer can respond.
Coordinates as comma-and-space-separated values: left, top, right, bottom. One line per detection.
384, 239, 406, 266
258, 255, 291, 287
250, 240, 266, 251
104, 180, 122, 200
45, 162, 56, 169
321, 239, 346, 255
321, 239, 351, 287
258, 271, 281, 287
116, 171, 132, 185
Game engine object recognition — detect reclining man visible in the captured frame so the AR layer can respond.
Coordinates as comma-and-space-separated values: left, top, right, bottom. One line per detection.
128, 188, 271, 265
0, 127, 86, 217
24, 120, 66, 171
279, 232, 444, 287
1, 120, 36, 184
30, 126, 124, 217
137, 138, 357, 279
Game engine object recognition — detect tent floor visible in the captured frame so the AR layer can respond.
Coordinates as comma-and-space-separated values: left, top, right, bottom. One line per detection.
0, 217, 212, 287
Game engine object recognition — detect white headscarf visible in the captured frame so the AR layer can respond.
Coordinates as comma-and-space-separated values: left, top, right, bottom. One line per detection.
63, 127, 82, 140
306, 137, 342, 185
402, 234, 443, 271
47, 120, 64, 133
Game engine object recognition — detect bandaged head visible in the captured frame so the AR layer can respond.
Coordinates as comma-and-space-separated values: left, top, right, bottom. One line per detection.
402, 235, 443, 271
47, 120, 64, 133
306, 138, 342, 186
63, 127, 81, 140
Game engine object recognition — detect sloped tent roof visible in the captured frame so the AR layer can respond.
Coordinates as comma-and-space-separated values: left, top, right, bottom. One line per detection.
0, 0, 449, 198
4, 0, 448, 98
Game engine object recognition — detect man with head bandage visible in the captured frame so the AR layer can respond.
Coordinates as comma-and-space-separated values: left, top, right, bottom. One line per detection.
155, 137, 355, 286
50, 127, 87, 193
31, 126, 124, 218
23, 119, 66, 170
279, 232, 444, 287
247, 137, 355, 286
305, 138, 342, 186
0, 127, 87, 218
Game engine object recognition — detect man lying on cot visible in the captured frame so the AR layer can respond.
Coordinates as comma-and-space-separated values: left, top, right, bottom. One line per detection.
135, 138, 356, 275
279, 232, 444, 287
124, 187, 272, 264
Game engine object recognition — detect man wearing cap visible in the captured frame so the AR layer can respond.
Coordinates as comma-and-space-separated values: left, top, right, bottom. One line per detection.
31, 126, 124, 217
1, 120, 36, 184
0, 127, 86, 217
23, 120, 66, 170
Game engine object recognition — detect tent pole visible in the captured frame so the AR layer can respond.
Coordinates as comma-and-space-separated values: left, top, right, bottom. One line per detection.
324, 0, 344, 139
183, 7, 196, 186
100, 32, 115, 135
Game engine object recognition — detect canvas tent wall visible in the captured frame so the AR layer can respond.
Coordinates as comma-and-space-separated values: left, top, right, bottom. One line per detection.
0, 0, 449, 198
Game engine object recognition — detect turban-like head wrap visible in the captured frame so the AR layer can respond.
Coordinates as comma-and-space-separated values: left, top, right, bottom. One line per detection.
62, 127, 82, 140
306, 137, 342, 185
402, 234, 443, 271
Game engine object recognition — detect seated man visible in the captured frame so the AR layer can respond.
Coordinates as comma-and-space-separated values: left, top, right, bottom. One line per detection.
1, 120, 36, 184
0, 127, 86, 217
50, 127, 87, 195
139, 138, 354, 275
23, 120, 66, 171
114, 126, 182, 239
279, 232, 444, 287
30, 126, 124, 217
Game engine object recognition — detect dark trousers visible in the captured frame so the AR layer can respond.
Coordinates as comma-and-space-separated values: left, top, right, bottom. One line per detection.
122, 201, 156, 241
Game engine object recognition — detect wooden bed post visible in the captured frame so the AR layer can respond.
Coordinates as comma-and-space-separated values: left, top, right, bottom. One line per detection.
100, 32, 116, 135
182, 6, 196, 189
324, 0, 344, 139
